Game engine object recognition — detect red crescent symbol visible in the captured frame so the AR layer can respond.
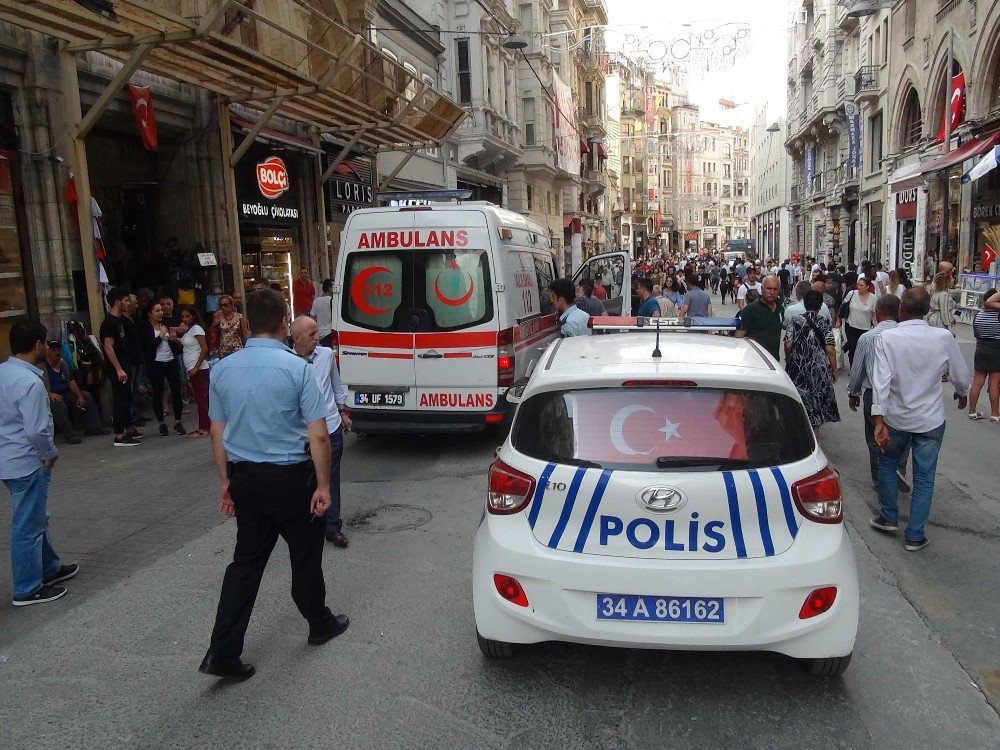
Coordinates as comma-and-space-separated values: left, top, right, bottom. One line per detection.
350, 266, 392, 315
434, 272, 475, 307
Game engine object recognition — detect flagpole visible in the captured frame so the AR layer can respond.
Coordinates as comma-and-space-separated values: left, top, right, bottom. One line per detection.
939, 30, 954, 271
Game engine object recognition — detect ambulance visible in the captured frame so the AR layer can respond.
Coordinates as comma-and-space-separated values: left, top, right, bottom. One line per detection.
330, 201, 631, 434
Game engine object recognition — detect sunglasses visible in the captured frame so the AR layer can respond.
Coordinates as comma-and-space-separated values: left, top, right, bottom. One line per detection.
220, 301, 232, 307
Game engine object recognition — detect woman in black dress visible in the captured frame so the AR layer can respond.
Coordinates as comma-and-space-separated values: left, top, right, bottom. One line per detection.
968, 289, 1000, 422
784, 290, 840, 430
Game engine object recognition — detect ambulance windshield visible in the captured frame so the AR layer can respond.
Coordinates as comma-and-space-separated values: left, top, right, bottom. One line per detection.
343, 249, 493, 332
512, 387, 814, 471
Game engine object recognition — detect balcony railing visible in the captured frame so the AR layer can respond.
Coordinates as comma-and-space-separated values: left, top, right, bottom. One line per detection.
855, 65, 880, 95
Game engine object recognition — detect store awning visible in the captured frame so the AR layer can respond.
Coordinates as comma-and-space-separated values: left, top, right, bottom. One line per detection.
580, 138, 591, 154
231, 117, 317, 152
563, 216, 581, 233
921, 131, 1000, 176
596, 143, 608, 158
888, 161, 925, 192
0, 0, 466, 153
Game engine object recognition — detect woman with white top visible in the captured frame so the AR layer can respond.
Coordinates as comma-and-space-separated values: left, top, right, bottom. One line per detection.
179, 305, 210, 438
842, 277, 876, 366
886, 269, 907, 299
142, 303, 185, 436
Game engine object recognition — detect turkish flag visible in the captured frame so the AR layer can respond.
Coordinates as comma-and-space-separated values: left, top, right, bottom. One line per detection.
127, 83, 158, 151
568, 390, 748, 465
983, 243, 998, 272
936, 71, 966, 143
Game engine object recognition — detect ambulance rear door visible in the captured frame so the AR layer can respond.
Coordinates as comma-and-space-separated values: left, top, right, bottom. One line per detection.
411, 210, 502, 414
337, 210, 417, 411
572, 251, 632, 315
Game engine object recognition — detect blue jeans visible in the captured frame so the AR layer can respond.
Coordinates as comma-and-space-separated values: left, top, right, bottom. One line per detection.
4, 467, 60, 598
877, 422, 946, 542
325, 427, 344, 533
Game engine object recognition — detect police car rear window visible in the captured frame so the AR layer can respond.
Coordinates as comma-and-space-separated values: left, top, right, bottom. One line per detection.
512, 387, 814, 471
343, 249, 493, 332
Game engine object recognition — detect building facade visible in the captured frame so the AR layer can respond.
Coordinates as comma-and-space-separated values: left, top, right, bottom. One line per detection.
750, 109, 791, 260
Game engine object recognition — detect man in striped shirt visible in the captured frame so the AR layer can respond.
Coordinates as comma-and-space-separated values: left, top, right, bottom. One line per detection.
847, 294, 909, 491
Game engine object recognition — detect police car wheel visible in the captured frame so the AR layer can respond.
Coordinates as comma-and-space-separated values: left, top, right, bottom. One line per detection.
799, 653, 852, 677
477, 631, 514, 659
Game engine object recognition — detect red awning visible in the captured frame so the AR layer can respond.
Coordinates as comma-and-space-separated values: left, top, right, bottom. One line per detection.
597, 143, 608, 158
231, 116, 318, 152
563, 216, 582, 233
580, 138, 591, 154
921, 131, 1000, 175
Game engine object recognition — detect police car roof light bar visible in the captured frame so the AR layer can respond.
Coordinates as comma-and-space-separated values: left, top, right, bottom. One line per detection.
588, 316, 740, 333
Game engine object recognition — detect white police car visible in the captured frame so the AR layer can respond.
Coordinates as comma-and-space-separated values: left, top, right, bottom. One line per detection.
473, 319, 859, 675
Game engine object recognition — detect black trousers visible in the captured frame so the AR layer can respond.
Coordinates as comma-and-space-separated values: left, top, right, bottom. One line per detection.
148, 359, 182, 423
208, 460, 333, 658
844, 323, 866, 367
110, 375, 132, 434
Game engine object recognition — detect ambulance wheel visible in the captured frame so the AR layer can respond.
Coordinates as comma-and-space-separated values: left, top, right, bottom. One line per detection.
799, 653, 852, 677
477, 631, 514, 659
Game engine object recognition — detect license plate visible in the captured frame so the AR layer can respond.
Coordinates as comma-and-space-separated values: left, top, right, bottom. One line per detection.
597, 594, 725, 623
354, 392, 404, 406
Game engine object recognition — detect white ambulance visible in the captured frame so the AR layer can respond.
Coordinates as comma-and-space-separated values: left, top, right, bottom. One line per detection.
330, 201, 631, 434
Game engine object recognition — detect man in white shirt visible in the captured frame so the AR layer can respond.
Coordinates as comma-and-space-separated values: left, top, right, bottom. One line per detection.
310, 279, 334, 347
873, 262, 890, 298
737, 267, 763, 309
291, 316, 352, 548
870, 288, 970, 551
549, 278, 592, 337
783, 280, 831, 326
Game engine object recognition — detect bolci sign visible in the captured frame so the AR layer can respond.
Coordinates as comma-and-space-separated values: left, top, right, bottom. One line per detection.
256, 157, 290, 199
235, 142, 301, 225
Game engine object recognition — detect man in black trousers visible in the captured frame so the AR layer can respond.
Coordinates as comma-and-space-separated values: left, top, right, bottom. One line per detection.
199, 289, 349, 682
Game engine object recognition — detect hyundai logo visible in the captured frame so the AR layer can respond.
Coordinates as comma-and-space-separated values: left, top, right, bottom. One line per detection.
637, 487, 686, 513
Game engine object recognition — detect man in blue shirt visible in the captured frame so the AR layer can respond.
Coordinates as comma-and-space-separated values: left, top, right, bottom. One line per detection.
200, 289, 347, 682
0, 322, 79, 606
549, 278, 592, 337
636, 278, 661, 317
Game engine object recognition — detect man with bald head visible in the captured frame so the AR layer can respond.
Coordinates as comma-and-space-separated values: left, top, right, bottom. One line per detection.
736, 274, 785, 360
869, 287, 970, 552
291, 315, 352, 548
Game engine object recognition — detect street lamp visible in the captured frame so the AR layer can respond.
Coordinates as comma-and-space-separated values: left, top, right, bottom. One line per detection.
503, 36, 528, 51
766, 122, 781, 133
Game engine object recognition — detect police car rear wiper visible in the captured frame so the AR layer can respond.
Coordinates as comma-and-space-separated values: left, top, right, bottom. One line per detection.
655, 456, 749, 470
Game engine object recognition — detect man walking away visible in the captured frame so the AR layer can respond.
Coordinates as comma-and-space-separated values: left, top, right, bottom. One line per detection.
575, 279, 605, 316
681, 277, 712, 318
291, 316, 352, 549
870, 288, 971, 551
735, 275, 784, 361
200, 289, 348, 682
846, 294, 909, 492
549, 278, 593, 337
0, 322, 79, 606
310, 279, 335, 348
101, 287, 141, 447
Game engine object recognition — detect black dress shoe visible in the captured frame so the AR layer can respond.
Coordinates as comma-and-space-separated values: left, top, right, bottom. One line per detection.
308, 614, 350, 645
325, 531, 348, 548
198, 652, 256, 681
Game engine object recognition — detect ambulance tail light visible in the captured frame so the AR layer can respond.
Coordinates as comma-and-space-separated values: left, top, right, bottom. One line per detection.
329, 330, 340, 365
493, 574, 529, 607
487, 459, 536, 515
792, 466, 843, 524
497, 328, 515, 387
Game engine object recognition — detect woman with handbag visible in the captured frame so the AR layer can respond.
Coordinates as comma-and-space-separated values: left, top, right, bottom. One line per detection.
141, 303, 186, 436
968, 289, 1000, 422
842, 277, 875, 366
785, 290, 840, 430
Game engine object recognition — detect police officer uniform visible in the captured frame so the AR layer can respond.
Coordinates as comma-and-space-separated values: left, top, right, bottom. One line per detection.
200, 337, 346, 679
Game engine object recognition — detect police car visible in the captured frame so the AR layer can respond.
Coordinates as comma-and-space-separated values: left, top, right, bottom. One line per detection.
473, 318, 859, 676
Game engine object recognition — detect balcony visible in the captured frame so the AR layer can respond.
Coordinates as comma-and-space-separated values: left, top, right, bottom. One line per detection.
854, 65, 881, 105
455, 106, 521, 169
583, 167, 608, 196
579, 109, 607, 138
809, 171, 824, 198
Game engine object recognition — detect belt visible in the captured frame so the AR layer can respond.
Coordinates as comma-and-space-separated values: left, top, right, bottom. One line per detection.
228, 459, 310, 477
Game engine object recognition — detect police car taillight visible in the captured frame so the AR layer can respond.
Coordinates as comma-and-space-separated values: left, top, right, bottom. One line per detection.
791, 466, 843, 524
487, 459, 536, 515
497, 328, 515, 387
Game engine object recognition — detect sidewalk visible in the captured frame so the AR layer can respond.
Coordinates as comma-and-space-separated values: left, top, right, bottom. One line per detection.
0, 432, 224, 642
